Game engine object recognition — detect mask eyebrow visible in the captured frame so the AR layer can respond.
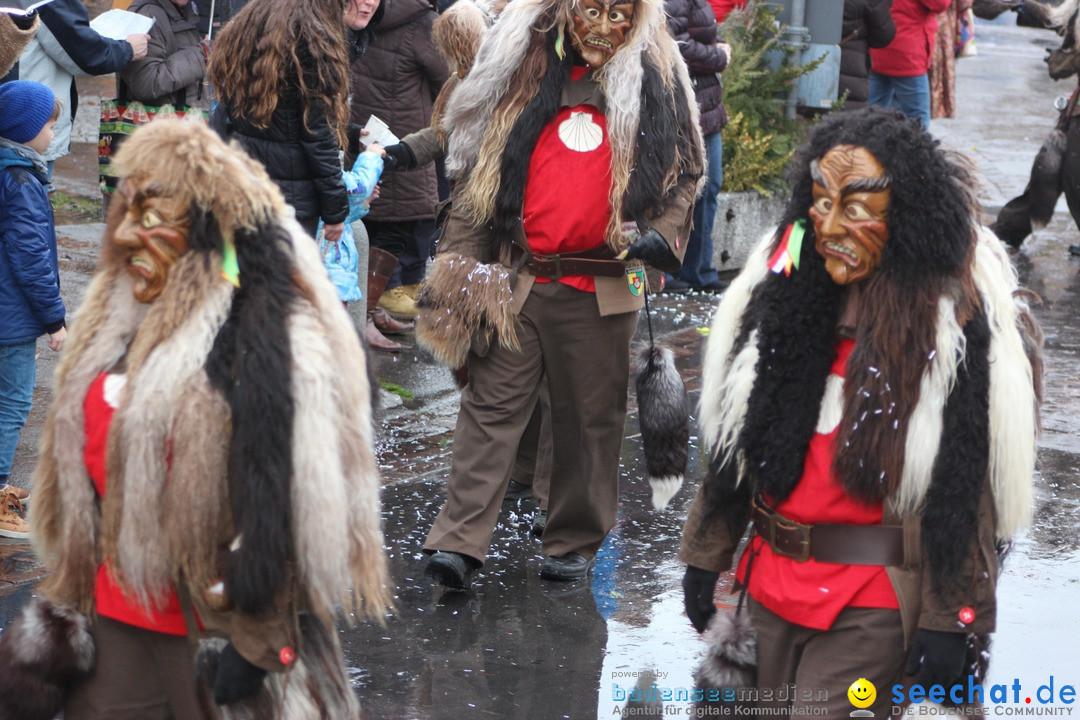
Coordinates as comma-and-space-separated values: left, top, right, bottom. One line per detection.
841, 174, 891, 196
809, 159, 829, 190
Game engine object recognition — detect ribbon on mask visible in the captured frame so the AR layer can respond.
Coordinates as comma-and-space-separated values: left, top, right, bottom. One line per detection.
767, 219, 806, 277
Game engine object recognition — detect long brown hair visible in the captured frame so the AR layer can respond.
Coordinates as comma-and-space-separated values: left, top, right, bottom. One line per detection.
208, 0, 351, 148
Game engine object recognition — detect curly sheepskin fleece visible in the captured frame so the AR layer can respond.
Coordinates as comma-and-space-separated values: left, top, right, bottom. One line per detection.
30, 119, 390, 630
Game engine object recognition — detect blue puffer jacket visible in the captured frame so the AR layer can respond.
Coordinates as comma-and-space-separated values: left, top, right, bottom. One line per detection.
0, 146, 65, 346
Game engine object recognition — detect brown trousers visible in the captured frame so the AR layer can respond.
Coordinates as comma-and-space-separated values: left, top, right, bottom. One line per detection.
510, 379, 552, 508
425, 280, 638, 562
65, 616, 215, 720
750, 598, 907, 718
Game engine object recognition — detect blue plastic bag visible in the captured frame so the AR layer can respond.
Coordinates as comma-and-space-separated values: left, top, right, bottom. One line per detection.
315, 150, 384, 303
317, 224, 363, 303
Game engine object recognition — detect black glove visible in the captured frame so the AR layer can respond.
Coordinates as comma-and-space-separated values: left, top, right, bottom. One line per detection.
683, 565, 721, 633
213, 642, 267, 705
382, 142, 417, 172
905, 629, 968, 688
620, 227, 681, 275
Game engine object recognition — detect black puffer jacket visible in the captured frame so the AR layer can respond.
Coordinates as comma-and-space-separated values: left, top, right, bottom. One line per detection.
665, 0, 728, 136
840, 0, 896, 109
211, 42, 348, 226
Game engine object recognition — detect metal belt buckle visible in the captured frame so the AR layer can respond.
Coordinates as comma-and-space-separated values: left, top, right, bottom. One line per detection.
769, 513, 812, 563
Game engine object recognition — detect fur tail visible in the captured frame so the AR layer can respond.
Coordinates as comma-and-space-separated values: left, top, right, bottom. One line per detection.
635, 344, 690, 510
197, 614, 361, 720
694, 610, 757, 713
0, 598, 95, 720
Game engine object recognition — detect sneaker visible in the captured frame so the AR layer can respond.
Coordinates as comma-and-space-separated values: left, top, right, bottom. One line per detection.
424, 551, 476, 589
0, 485, 29, 506
378, 286, 419, 318
531, 509, 547, 537
0, 492, 29, 540
503, 479, 533, 503
539, 552, 594, 581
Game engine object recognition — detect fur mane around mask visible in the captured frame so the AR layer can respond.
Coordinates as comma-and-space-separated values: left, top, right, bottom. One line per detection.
696, 109, 1040, 587
31, 120, 390, 624
441, 0, 704, 252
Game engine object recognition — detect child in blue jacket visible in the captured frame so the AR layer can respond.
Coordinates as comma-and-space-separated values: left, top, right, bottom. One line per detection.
0, 81, 67, 532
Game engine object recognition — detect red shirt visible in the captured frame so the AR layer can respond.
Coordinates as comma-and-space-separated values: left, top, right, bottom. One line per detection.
522, 65, 612, 293
736, 339, 899, 630
84, 372, 189, 636
709, 0, 746, 22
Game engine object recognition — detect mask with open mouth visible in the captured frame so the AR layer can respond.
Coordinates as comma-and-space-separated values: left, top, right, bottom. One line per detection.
808, 145, 891, 285
570, 0, 635, 68
113, 182, 191, 304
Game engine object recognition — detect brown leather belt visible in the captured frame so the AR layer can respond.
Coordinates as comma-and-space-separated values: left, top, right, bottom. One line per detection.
752, 498, 904, 566
510, 242, 626, 279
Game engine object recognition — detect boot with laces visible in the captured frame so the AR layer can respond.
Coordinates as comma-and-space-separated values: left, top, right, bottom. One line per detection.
0, 491, 29, 541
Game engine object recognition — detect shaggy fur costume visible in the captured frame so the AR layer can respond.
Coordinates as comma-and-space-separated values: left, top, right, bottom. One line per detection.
0, 14, 37, 79
0, 598, 95, 720
418, 0, 704, 362
25, 119, 389, 713
697, 109, 1040, 597
443, 0, 704, 250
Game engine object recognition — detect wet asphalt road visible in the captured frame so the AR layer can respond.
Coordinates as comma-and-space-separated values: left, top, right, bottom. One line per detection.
1, 12, 1079, 720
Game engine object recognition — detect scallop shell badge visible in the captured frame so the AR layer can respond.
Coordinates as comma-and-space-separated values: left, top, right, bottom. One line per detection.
558, 111, 603, 152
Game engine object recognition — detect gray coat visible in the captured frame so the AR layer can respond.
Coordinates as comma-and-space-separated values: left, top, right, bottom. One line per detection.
119, 0, 207, 110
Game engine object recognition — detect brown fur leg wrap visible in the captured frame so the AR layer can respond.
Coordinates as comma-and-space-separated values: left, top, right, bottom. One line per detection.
415, 252, 519, 368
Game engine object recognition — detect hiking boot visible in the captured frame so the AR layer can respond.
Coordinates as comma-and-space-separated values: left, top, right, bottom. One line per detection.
540, 552, 594, 582
0, 491, 29, 541
0, 485, 29, 506
379, 286, 419, 318
400, 283, 422, 300
424, 551, 477, 590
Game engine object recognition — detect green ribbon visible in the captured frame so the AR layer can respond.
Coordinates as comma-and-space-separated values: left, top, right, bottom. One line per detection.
788, 219, 806, 271
221, 235, 240, 288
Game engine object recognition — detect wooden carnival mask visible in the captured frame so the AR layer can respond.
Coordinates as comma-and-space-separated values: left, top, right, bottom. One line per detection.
808, 145, 891, 286
113, 181, 191, 304
570, 0, 635, 68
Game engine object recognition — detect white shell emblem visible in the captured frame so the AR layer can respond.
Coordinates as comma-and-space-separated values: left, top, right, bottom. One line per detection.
558, 110, 603, 152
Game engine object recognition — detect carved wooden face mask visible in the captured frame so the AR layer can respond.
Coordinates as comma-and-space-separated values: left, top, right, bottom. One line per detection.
570, 0, 635, 68
113, 182, 191, 304
808, 145, 891, 285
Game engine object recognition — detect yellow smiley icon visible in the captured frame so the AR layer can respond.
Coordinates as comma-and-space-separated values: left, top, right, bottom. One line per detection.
848, 678, 876, 709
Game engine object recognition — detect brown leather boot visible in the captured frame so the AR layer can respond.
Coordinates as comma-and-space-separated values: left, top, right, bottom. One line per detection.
372, 306, 414, 335
367, 247, 404, 352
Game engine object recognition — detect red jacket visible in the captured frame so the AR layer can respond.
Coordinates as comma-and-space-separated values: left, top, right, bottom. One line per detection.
869, 0, 951, 77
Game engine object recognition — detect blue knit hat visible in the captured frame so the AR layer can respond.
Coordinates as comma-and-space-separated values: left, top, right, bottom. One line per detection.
0, 81, 56, 144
